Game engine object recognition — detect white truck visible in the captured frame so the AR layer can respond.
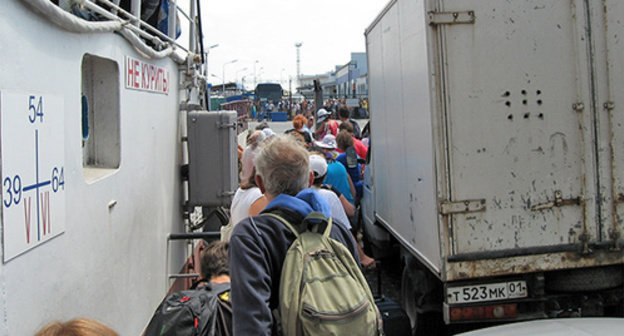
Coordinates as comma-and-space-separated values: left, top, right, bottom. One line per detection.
363, 0, 624, 333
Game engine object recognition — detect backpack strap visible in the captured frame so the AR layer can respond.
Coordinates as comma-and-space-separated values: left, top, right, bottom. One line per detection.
190, 278, 208, 290
302, 212, 332, 238
263, 213, 300, 238
320, 184, 342, 198
263, 211, 333, 238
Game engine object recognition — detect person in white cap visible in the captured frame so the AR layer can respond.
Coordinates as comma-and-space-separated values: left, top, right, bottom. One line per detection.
314, 134, 356, 205
310, 153, 376, 270
309, 154, 354, 229
313, 108, 339, 140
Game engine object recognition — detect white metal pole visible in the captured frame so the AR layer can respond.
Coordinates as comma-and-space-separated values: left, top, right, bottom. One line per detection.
131, 0, 141, 27
168, 0, 177, 39
222, 60, 237, 97
189, 0, 196, 53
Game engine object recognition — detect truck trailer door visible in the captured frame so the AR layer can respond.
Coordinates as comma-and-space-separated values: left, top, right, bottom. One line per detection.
436, 0, 598, 256
592, 0, 624, 249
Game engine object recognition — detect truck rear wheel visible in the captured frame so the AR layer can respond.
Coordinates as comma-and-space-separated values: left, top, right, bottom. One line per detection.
400, 266, 418, 331
400, 259, 445, 335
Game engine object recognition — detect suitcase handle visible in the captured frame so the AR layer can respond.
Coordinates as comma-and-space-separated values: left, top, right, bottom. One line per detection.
376, 260, 382, 298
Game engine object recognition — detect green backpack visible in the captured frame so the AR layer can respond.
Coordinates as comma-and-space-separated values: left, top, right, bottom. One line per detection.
264, 211, 383, 336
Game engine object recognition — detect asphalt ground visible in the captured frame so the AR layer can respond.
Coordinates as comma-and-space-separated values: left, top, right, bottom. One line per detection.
363, 254, 403, 302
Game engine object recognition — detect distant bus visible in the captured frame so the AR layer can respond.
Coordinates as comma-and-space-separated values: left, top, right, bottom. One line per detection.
254, 83, 283, 103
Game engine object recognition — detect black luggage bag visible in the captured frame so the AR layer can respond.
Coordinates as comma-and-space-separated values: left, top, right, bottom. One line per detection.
375, 296, 411, 336
373, 261, 411, 336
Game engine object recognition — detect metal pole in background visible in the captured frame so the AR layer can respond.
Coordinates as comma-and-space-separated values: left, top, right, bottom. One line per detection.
223, 59, 238, 97
204, 44, 218, 109
189, 0, 196, 53
314, 79, 323, 113
253, 60, 259, 88
295, 42, 302, 79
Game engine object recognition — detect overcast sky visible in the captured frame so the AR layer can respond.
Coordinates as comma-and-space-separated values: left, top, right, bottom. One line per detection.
195, 0, 388, 89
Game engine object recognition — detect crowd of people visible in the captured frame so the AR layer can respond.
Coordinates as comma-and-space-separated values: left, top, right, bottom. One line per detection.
35, 105, 372, 335
252, 98, 369, 120
223, 105, 374, 334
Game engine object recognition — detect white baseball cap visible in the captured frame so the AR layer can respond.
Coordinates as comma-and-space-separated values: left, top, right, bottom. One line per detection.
309, 154, 328, 178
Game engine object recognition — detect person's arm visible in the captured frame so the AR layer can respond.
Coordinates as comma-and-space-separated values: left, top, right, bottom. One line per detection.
347, 174, 356, 204
314, 123, 324, 138
324, 184, 355, 216
229, 232, 273, 335
353, 232, 376, 270
339, 194, 355, 217
248, 196, 268, 217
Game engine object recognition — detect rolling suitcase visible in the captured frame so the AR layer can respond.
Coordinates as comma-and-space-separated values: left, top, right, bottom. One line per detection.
373, 262, 411, 336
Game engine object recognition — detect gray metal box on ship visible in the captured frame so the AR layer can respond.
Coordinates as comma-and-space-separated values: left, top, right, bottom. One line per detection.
187, 110, 238, 207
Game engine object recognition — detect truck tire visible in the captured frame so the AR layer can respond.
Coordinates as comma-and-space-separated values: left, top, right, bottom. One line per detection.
400, 266, 418, 331
400, 259, 445, 335
546, 265, 623, 292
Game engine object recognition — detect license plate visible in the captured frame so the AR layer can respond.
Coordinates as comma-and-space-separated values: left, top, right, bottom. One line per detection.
447, 281, 528, 304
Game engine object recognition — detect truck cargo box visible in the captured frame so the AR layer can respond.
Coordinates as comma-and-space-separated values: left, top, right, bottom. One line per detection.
364, 0, 624, 330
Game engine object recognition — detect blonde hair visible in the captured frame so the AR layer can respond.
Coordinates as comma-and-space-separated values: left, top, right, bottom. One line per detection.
35, 318, 119, 336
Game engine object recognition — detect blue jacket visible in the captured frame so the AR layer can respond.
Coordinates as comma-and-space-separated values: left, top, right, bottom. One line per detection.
228, 189, 358, 335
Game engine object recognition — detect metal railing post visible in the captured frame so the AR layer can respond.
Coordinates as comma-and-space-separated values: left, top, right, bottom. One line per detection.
169, 0, 177, 39
131, 0, 141, 26
189, 0, 196, 54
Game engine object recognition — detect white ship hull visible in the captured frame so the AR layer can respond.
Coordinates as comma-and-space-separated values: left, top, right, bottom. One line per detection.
0, 1, 192, 334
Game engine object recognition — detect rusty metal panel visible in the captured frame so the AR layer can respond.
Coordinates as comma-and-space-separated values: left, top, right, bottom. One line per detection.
438, 0, 597, 255
594, 0, 624, 250
446, 249, 624, 281
428, 11, 475, 26
440, 199, 486, 215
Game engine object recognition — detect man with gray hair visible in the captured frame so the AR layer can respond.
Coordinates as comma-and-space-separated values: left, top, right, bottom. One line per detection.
228, 135, 359, 335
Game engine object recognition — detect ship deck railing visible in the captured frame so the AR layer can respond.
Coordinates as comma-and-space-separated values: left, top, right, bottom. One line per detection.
28, 0, 204, 63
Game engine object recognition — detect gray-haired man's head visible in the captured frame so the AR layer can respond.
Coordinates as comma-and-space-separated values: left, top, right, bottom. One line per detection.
253, 135, 310, 197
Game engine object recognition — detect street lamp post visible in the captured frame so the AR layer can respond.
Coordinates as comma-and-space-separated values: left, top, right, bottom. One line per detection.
235, 67, 248, 94
204, 44, 218, 107
294, 42, 302, 79
204, 44, 219, 80
222, 59, 238, 97
280, 68, 286, 86
253, 60, 259, 88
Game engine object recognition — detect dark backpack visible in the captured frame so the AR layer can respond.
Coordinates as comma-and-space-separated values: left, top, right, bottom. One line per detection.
346, 146, 359, 169
145, 282, 232, 336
